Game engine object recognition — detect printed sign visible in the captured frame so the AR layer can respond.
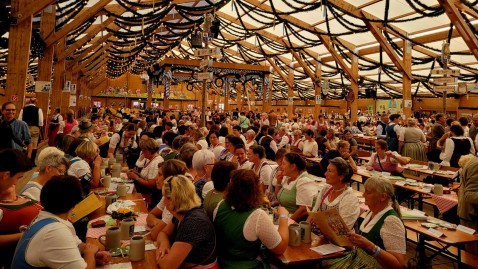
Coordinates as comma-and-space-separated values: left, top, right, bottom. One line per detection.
35, 81, 51, 93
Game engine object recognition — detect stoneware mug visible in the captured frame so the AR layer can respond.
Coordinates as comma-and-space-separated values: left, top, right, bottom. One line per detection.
101, 175, 111, 188
98, 226, 121, 250
105, 193, 117, 209
125, 236, 145, 261
120, 218, 135, 240
288, 224, 301, 246
299, 221, 312, 244
117, 183, 131, 197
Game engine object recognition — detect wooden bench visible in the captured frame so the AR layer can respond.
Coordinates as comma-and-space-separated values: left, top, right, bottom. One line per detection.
406, 230, 478, 268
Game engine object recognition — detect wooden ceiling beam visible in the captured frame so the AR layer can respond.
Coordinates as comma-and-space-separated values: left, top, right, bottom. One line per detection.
44, 0, 113, 47
438, 0, 478, 61
289, 49, 319, 87
74, 43, 111, 73
58, 16, 117, 60
11, 0, 56, 24
84, 58, 108, 76
266, 58, 294, 90
361, 12, 412, 80
453, 0, 478, 19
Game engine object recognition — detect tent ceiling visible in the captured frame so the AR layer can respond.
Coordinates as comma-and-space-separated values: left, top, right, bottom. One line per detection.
1, 0, 478, 100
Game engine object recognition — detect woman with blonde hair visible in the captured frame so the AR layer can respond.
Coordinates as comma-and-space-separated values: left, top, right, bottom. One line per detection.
399, 117, 427, 161
326, 176, 406, 269
67, 141, 102, 193
156, 175, 217, 269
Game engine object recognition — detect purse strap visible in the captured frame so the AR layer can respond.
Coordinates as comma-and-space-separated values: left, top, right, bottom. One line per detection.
376, 154, 385, 172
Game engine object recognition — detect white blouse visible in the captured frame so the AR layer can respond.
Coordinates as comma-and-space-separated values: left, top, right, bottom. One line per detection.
360, 206, 406, 254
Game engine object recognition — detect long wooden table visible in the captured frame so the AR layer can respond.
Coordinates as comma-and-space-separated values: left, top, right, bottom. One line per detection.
404, 218, 478, 269
87, 190, 159, 269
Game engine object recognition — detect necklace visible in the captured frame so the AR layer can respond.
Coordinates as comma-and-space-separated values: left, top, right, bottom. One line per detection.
332, 186, 347, 193
0, 195, 19, 203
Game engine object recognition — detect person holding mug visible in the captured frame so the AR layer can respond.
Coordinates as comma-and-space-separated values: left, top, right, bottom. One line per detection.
12, 175, 111, 268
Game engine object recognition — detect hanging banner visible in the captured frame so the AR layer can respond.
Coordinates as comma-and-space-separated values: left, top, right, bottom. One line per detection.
376, 99, 403, 114
35, 81, 52, 93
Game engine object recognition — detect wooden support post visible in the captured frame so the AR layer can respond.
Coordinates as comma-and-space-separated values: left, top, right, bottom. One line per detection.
403, 39, 412, 118
350, 52, 359, 123
37, 5, 55, 134
263, 73, 272, 113
224, 79, 230, 112
51, 37, 66, 112
6, 0, 32, 108
236, 83, 242, 111
146, 80, 152, 109
62, 64, 72, 114
287, 67, 294, 119
314, 59, 322, 119
163, 66, 170, 111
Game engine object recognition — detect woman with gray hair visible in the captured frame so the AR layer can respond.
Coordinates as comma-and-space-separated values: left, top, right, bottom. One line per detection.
309, 157, 360, 230
245, 129, 256, 150
326, 176, 406, 269
192, 149, 216, 200
21, 149, 69, 201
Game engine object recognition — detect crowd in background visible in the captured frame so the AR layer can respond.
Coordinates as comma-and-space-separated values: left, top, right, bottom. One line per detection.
0, 101, 478, 268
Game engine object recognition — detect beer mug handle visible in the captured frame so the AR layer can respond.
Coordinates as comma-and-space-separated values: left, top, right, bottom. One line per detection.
100, 178, 104, 185
98, 234, 107, 246
126, 186, 131, 192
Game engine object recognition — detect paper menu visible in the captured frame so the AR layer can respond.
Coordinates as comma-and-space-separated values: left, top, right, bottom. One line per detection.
310, 244, 346, 255
69, 193, 102, 223
308, 208, 353, 248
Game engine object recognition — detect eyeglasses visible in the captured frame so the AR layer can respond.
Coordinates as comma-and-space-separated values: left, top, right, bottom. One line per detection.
53, 166, 66, 175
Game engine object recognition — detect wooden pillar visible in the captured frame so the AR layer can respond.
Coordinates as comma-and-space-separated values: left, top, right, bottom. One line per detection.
263, 74, 272, 112
314, 58, 322, 119
236, 83, 242, 111
163, 66, 170, 110
350, 52, 359, 123
146, 79, 152, 109
224, 78, 230, 112
37, 5, 55, 134
250, 83, 255, 111
287, 67, 294, 119
62, 63, 72, 114
403, 38, 412, 118
51, 37, 65, 112
70, 68, 79, 115
6, 0, 33, 108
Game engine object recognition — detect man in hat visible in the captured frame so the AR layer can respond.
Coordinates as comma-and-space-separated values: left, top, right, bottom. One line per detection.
18, 97, 43, 162
78, 119, 96, 142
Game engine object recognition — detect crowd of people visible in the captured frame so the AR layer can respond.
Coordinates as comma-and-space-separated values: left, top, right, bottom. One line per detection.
0, 101, 477, 268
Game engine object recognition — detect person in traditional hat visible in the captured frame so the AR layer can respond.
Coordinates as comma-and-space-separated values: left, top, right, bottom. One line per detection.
78, 119, 97, 143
